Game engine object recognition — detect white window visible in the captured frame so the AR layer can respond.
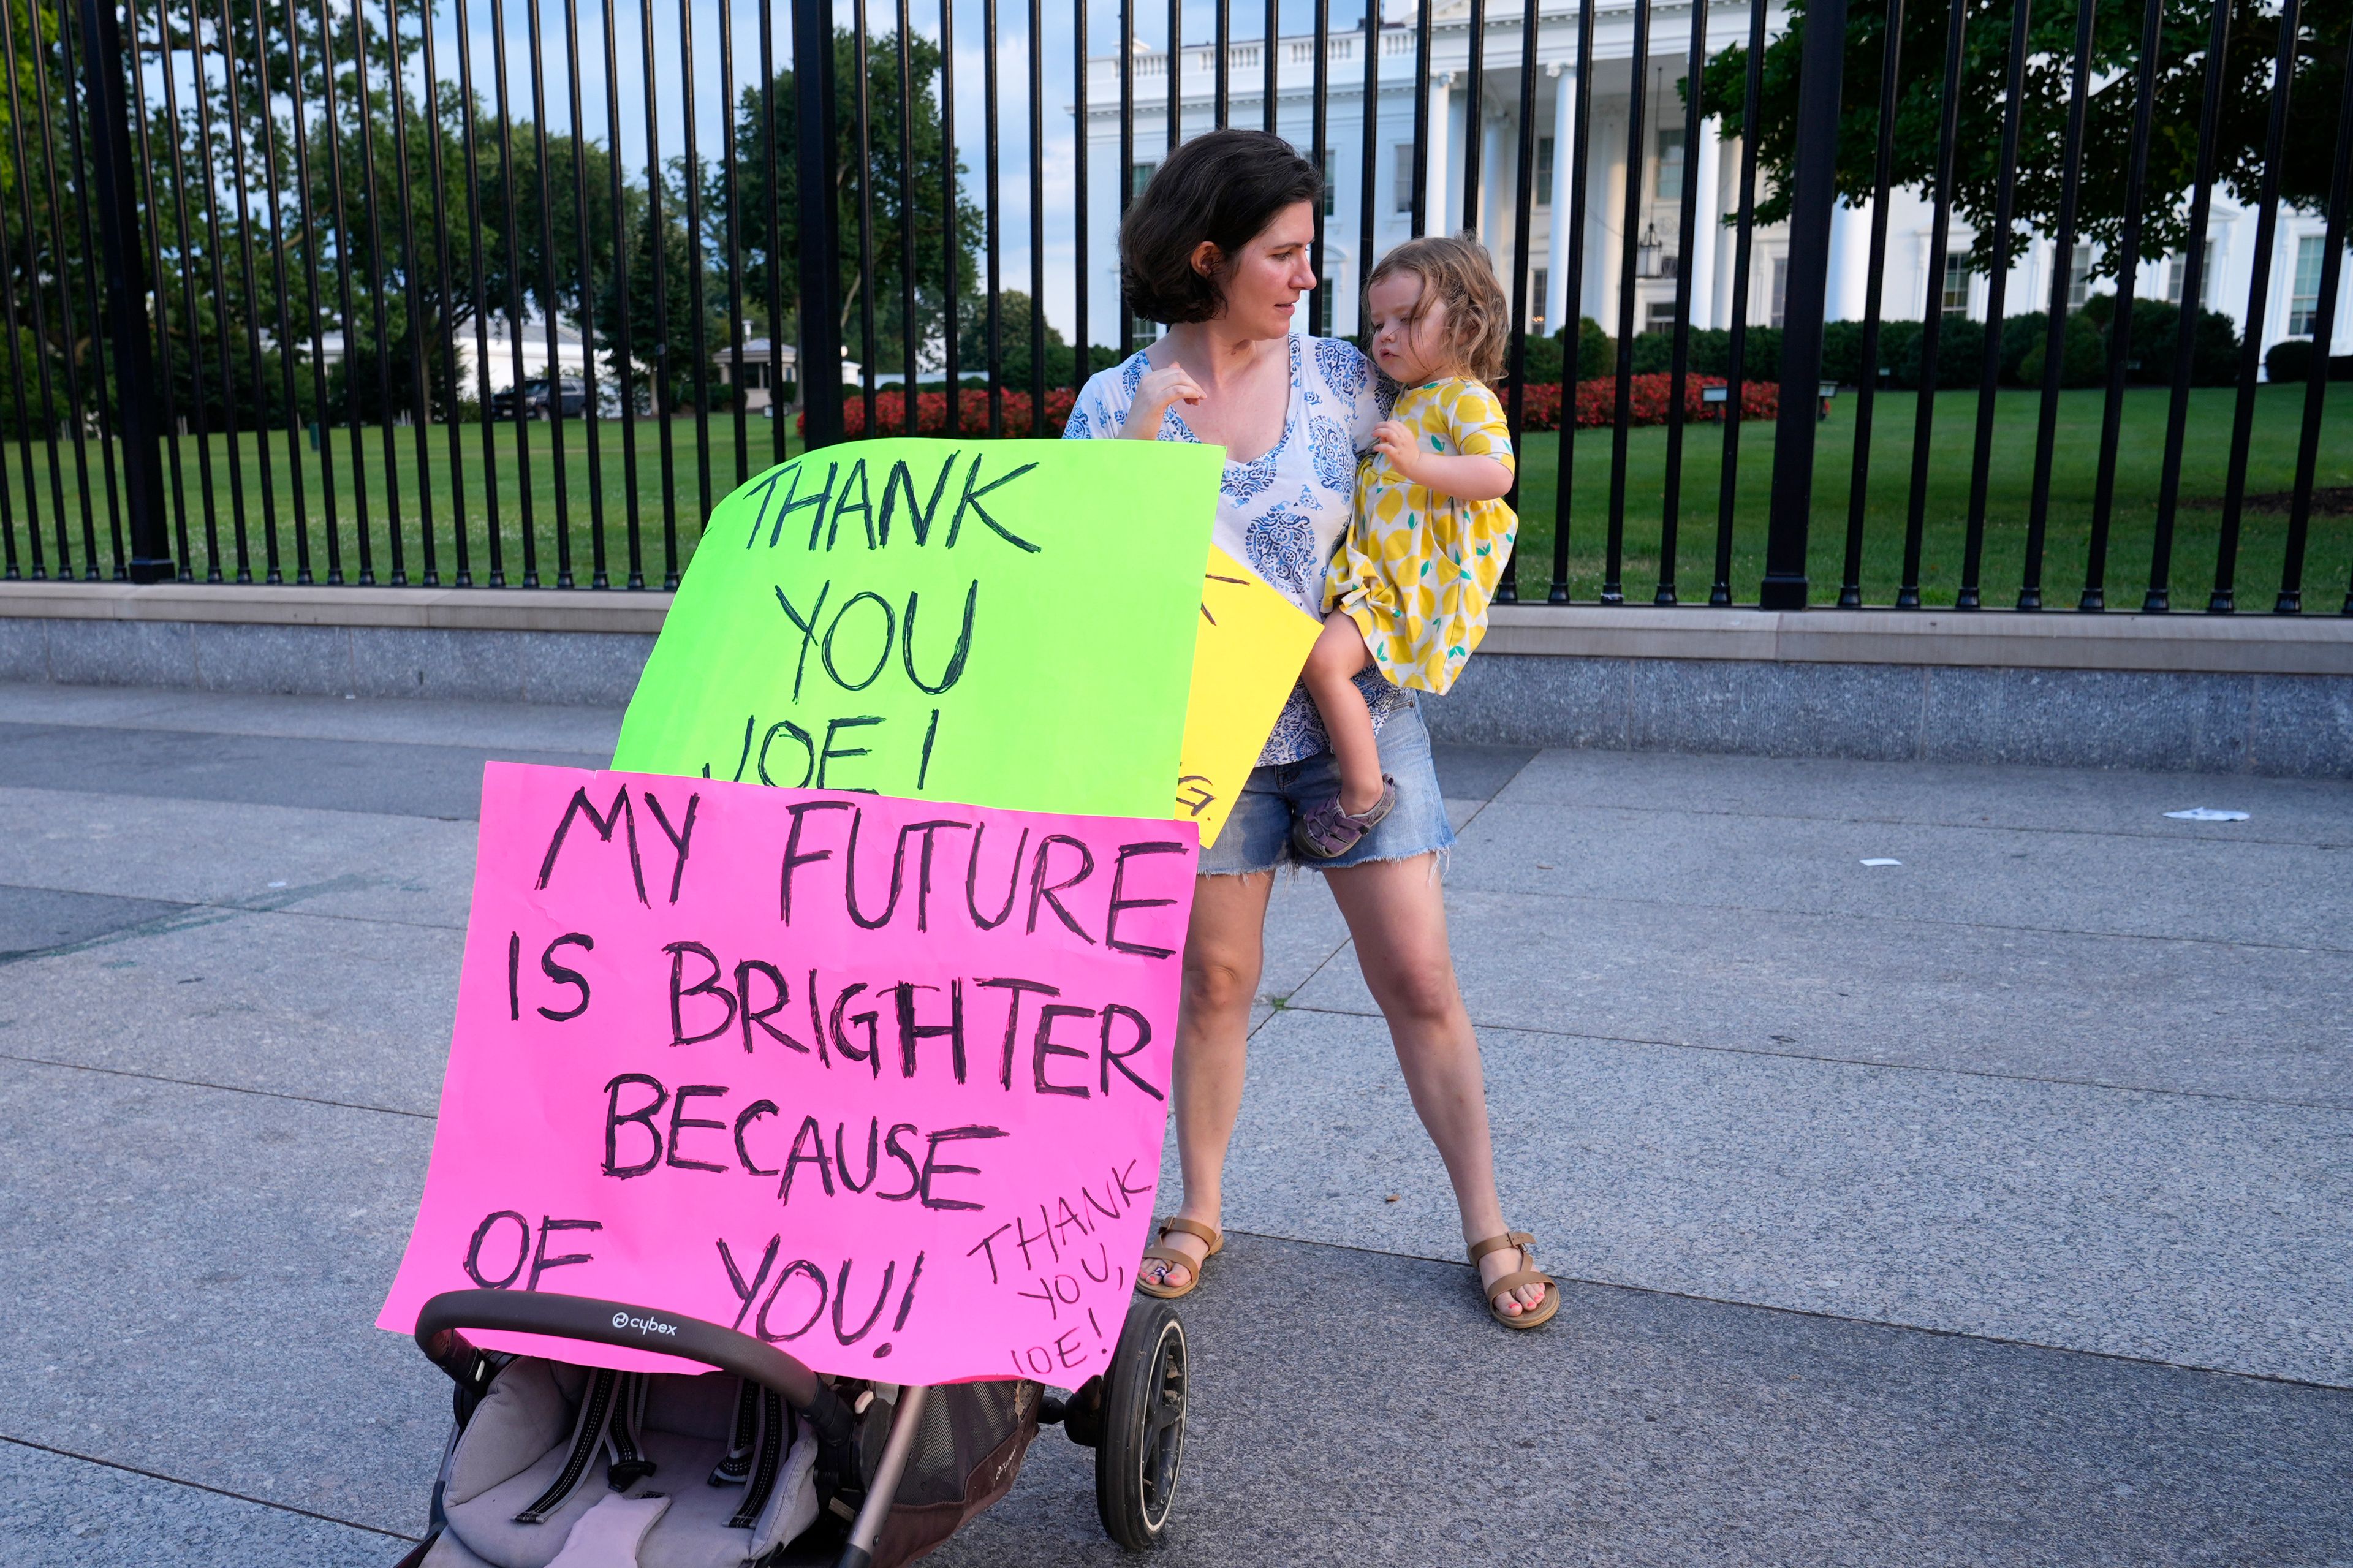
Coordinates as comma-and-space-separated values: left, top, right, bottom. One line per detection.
1316, 276, 1335, 337
1321, 151, 1338, 217
1771, 256, 1790, 328
1646, 300, 1679, 334
1655, 129, 1686, 202
2164, 242, 2216, 309
1942, 251, 1971, 316
1394, 144, 1414, 213
2067, 244, 2093, 312
2289, 234, 2325, 336
1536, 136, 1554, 206
1531, 268, 1548, 331
1131, 161, 1158, 200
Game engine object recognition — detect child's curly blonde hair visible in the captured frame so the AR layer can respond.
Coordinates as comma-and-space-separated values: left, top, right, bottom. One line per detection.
1365, 234, 1510, 384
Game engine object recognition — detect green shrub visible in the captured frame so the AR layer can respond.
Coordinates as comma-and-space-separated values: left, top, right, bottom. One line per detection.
2016, 311, 2109, 389
2265, 338, 2316, 384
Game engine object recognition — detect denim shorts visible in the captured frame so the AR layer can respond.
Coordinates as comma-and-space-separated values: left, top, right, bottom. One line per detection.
1199, 701, 1457, 876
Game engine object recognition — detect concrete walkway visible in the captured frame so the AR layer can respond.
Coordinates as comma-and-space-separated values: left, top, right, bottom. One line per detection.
0, 682, 2345, 1566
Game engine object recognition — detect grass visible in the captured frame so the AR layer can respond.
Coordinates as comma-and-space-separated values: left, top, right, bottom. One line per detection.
1, 411, 801, 588
1504, 384, 2353, 610
5, 384, 2346, 611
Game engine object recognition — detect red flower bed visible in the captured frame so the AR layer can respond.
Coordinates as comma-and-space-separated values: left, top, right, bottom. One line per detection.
1512, 374, 1779, 432
800, 385, 1078, 439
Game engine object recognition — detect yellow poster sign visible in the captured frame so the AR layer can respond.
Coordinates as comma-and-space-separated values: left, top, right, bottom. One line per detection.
1174, 548, 1321, 847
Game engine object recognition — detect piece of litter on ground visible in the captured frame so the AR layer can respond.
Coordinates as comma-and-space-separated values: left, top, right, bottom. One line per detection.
1536, 863, 1555, 871
1385, 1194, 1400, 1203
2164, 807, 2249, 822
267, 880, 289, 888
1859, 858, 1902, 867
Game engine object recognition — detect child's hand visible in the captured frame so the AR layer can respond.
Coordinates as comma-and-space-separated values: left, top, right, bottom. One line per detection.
1121, 364, 1206, 438
1373, 419, 1423, 483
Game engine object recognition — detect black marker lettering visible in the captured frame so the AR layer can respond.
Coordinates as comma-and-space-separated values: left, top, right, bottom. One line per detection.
642, 790, 702, 903
718, 1234, 781, 1331
917, 707, 941, 791
772, 579, 833, 701
1033, 1004, 1096, 1097
919, 1125, 1009, 1210
757, 719, 816, 788
734, 960, 803, 1053
664, 1083, 730, 1172
507, 931, 521, 1021
821, 591, 895, 692
733, 1099, 780, 1175
944, 452, 1041, 552
779, 800, 854, 922
901, 580, 979, 694
876, 452, 957, 546
756, 1259, 828, 1342
835, 1117, 881, 1193
829, 983, 883, 1078
464, 1210, 529, 1289
528, 1217, 603, 1291
1099, 1004, 1164, 1100
832, 1255, 895, 1344
964, 823, 1028, 929
1026, 834, 1097, 942
602, 1074, 667, 1177
777, 1116, 836, 1205
537, 933, 594, 1023
664, 941, 740, 1047
975, 976, 1061, 1088
816, 716, 882, 792
536, 784, 649, 906
830, 457, 874, 548
877, 1123, 923, 1201
1105, 840, 1188, 958
894, 979, 967, 1083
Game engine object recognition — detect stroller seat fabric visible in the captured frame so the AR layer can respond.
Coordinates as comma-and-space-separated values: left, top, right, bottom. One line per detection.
429, 1359, 816, 1568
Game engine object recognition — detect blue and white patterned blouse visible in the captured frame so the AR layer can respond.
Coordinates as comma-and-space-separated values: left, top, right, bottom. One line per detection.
1064, 332, 1403, 767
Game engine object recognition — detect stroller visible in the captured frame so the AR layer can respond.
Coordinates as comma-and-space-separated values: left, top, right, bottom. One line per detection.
392, 1287, 1188, 1567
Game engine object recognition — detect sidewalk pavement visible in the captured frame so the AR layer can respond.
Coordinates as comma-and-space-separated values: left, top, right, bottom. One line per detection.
0, 681, 2345, 1566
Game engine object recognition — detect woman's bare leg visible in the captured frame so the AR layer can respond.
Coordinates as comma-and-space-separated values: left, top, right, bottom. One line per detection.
1302, 615, 1385, 816
1323, 854, 1548, 1315
1142, 869, 1276, 1292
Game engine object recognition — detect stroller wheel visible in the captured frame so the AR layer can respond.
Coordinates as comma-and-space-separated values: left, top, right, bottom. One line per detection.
1095, 1298, 1186, 1551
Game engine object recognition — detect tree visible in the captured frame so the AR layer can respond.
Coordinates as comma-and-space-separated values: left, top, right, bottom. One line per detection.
1701, 0, 2350, 278
726, 27, 981, 373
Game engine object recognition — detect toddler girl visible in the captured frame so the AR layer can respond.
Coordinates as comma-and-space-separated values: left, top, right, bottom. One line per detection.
1294, 235, 1518, 858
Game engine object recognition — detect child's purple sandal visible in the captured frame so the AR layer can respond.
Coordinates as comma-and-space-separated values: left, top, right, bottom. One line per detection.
1292, 775, 1399, 860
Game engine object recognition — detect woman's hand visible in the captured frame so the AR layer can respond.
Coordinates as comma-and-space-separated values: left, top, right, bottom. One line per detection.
1121, 363, 1206, 439
1372, 419, 1424, 483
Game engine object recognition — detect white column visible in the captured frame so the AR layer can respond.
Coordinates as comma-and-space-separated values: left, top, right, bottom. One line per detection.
1544, 64, 1574, 335
1480, 108, 1502, 246
1424, 70, 1453, 236
1824, 198, 1873, 322
1689, 107, 1721, 330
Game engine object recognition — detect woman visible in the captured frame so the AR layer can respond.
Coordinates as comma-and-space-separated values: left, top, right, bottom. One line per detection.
1064, 129, 1556, 1328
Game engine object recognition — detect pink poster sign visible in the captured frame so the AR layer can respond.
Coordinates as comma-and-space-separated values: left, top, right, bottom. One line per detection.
379, 762, 1196, 1387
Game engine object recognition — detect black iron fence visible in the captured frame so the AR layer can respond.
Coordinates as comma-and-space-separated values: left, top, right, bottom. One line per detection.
2, 0, 2349, 610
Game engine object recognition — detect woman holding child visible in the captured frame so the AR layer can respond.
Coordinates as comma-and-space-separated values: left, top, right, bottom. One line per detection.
1062, 129, 1555, 1328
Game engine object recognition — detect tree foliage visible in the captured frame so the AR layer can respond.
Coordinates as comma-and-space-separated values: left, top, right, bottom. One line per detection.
1702, 0, 2351, 278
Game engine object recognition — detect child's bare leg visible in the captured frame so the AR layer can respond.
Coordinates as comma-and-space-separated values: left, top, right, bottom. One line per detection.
1303, 613, 1385, 816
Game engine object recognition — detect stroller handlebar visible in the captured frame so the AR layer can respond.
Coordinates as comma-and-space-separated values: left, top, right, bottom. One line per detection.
412, 1289, 857, 1454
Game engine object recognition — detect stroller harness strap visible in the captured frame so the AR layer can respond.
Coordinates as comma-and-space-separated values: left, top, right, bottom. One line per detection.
727, 1387, 789, 1531
513, 1368, 622, 1524
708, 1377, 760, 1487
603, 1372, 657, 1492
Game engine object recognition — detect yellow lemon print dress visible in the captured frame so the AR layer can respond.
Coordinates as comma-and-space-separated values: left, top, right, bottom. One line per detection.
1327, 376, 1517, 695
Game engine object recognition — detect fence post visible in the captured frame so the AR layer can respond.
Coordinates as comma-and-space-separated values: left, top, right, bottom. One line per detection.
77, 0, 170, 581
1758, 0, 1847, 610
791, 0, 844, 448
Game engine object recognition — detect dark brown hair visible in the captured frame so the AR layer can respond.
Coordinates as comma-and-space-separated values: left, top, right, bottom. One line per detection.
1120, 129, 1322, 324
1365, 234, 1511, 383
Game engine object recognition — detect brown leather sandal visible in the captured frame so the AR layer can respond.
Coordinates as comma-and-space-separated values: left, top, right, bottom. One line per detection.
1136, 1216, 1223, 1300
1469, 1230, 1560, 1329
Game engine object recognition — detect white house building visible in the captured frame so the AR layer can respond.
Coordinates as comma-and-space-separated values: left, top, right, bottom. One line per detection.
1080, 0, 2350, 368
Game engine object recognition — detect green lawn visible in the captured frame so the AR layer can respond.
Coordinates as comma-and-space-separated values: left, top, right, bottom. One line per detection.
1505, 384, 2353, 610
4, 384, 2346, 610
0, 411, 801, 588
